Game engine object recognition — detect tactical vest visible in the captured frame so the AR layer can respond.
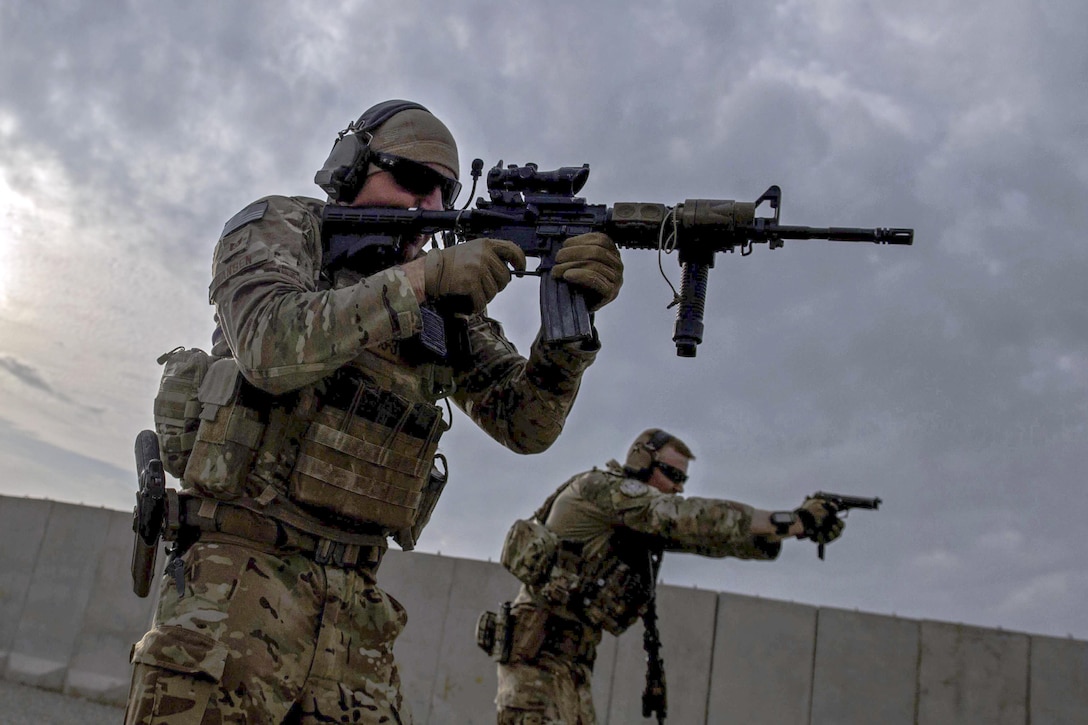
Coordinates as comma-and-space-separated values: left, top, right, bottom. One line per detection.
501, 476, 662, 636
565, 529, 661, 636
155, 196, 462, 551
152, 345, 451, 550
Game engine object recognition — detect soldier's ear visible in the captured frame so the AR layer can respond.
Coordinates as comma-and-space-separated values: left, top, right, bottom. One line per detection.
314, 100, 432, 203
625, 429, 674, 480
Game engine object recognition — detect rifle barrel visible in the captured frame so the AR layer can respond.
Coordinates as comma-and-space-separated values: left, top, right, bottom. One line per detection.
773, 225, 914, 244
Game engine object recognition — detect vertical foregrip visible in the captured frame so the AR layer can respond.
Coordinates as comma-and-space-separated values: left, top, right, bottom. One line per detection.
673, 262, 709, 357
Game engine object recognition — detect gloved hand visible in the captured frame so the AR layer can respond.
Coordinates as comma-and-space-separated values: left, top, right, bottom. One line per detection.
794, 497, 845, 545
551, 232, 623, 311
424, 238, 527, 314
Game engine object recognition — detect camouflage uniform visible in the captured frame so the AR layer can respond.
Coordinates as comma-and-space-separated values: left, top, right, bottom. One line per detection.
126, 194, 599, 724
496, 461, 780, 725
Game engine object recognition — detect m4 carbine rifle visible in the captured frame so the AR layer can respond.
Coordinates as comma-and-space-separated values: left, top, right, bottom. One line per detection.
322, 160, 914, 357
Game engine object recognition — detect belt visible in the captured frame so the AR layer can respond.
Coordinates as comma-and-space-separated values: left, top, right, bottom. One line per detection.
179, 497, 384, 572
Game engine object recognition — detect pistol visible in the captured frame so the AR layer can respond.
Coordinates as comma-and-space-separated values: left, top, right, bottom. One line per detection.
809, 491, 882, 560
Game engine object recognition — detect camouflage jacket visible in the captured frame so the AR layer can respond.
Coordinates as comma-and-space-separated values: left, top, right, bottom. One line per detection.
514, 461, 780, 631
209, 194, 598, 454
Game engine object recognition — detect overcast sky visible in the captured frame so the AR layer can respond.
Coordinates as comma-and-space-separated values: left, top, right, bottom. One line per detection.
2, 1, 1087, 640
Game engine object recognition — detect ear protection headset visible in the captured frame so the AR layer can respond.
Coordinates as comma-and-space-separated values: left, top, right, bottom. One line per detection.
314, 99, 430, 203
624, 429, 676, 481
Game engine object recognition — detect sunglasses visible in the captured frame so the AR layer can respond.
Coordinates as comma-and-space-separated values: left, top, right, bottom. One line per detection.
654, 461, 688, 485
371, 152, 461, 208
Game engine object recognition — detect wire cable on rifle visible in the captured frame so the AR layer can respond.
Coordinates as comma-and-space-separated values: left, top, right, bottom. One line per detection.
657, 208, 682, 308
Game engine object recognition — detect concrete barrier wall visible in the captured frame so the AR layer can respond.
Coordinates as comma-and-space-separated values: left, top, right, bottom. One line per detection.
2, 494, 1086, 723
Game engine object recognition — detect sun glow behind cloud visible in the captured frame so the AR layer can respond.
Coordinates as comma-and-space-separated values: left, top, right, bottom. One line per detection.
0, 103, 85, 323
0, 171, 35, 308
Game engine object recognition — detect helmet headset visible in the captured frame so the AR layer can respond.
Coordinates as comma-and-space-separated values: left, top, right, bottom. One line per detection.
624, 429, 679, 482
314, 100, 460, 207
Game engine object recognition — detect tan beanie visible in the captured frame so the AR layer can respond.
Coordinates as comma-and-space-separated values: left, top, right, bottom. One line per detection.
368, 108, 459, 180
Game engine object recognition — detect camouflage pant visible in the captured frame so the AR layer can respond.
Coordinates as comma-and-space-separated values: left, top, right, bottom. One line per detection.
496, 655, 596, 725
124, 538, 410, 724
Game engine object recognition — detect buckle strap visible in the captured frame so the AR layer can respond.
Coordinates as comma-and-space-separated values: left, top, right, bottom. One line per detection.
312, 539, 383, 568
314, 539, 347, 565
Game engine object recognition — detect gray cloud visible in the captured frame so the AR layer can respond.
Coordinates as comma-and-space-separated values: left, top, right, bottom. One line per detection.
1, 0, 1087, 640
0, 355, 107, 415
0, 355, 56, 394
0, 416, 130, 504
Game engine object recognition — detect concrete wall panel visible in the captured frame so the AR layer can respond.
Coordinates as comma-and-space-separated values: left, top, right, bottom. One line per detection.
917, 620, 1029, 725
379, 549, 458, 723
590, 631, 618, 721
2, 496, 1087, 723
427, 556, 522, 724
0, 497, 52, 673
65, 508, 159, 703
1028, 634, 1088, 724
707, 593, 817, 724
810, 607, 919, 725
606, 584, 718, 724
4, 502, 112, 690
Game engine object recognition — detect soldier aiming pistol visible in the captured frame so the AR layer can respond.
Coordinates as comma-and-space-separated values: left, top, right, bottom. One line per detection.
479, 429, 870, 723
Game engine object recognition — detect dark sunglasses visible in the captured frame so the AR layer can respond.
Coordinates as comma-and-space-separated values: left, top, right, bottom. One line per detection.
654, 461, 688, 485
371, 152, 461, 208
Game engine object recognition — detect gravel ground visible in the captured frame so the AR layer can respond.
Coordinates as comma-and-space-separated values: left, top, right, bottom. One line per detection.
0, 680, 125, 725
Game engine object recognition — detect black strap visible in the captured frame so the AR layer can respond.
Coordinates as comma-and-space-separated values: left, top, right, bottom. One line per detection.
532, 474, 579, 523
351, 99, 429, 137
641, 548, 667, 723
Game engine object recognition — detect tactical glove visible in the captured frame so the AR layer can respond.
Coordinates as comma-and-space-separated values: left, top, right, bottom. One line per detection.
551, 232, 623, 311
424, 238, 527, 314
795, 497, 845, 545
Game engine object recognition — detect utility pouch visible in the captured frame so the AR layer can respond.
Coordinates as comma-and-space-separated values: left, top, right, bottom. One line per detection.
153, 347, 217, 478
287, 374, 446, 530
500, 518, 559, 585
508, 606, 550, 663
579, 559, 646, 636
393, 453, 448, 551
183, 358, 267, 500
475, 602, 514, 663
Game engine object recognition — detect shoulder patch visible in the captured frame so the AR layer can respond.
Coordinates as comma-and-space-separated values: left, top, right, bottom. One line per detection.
619, 480, 650, 497
220, 200, 269, 239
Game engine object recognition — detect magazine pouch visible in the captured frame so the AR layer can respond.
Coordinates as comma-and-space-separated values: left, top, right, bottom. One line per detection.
152, 347, 216, 479
182, 358, 266, 500
287, 372, 445, 530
